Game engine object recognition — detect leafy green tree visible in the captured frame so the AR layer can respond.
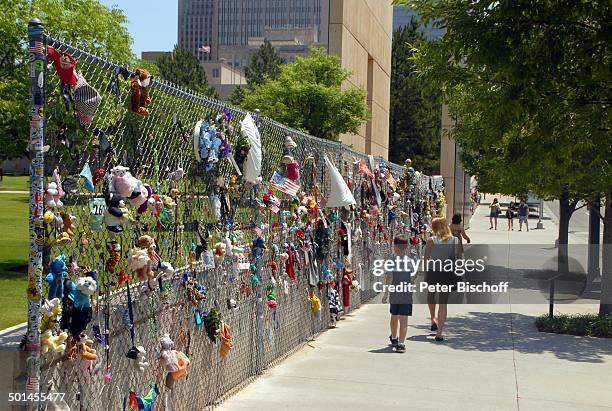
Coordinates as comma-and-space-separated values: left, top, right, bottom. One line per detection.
157, 46, 218, 98
390, 20, 441, 175
135, 59, 160, 77
244, 39, 284, 86
398, 0, 611, 313
227, 85, 246, 106
0, 0, 135, 161
241, 47, 369, 140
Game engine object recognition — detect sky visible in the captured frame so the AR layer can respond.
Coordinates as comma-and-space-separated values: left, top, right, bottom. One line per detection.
100, 0, 178, 58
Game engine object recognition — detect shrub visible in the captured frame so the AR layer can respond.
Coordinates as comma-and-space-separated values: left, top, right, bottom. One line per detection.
535, 314, 612, 338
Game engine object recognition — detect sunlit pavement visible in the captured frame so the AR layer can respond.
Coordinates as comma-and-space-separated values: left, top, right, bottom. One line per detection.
220, 202, 612, 411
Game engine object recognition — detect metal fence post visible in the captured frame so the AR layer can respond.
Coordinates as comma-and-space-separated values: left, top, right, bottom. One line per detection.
25, 18, 46, 405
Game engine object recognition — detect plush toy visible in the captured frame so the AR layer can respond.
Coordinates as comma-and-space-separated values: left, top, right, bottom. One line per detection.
127, 248, 151, 281
213, 242, 226, 265
126, 345, 149, 372
219, 322, 233, 359
130, 68, 152, 116
106, 241, 121, 273
282, 155, 300, 182
308, 290, 321, 320
159, 334, 190, 381
104, 192, 128, 233
78, 335, 97, 361
128, 384, 159, 411
158, 261, 175, 279
41, 329, 68, 354
110, 166, 152, 214
46, 255, 68, 300
266, 284, 277, 309
59, 211, 77, 240
41, 298, 62, 332
47, 46, 77, 86
60, 271, 97, 338
45, 182, 63, 208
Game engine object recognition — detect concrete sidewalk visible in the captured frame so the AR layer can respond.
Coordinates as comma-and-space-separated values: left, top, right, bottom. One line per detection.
221, 203, 612, 411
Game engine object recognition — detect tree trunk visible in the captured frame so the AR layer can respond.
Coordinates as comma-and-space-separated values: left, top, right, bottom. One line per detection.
557, 191, 573, 274
599, 191, 612, 315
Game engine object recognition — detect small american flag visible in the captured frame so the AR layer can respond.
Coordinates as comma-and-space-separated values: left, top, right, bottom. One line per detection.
270, 172, 299, 197
29, 40, 44, 55
198, 44, 211, 54
150, 251, 160, 268
26, 376, 39, 392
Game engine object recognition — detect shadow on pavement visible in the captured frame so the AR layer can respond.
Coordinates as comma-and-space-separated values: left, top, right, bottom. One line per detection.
407, 312, 612, 363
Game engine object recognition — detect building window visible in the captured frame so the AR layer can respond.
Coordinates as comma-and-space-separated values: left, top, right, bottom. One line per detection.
212, 68, 220, 78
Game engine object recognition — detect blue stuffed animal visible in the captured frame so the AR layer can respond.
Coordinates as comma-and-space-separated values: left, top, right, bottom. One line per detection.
46, 254, 68, 299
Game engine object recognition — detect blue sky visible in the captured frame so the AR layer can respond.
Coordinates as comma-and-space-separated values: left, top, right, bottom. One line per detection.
100, 0, 178, 57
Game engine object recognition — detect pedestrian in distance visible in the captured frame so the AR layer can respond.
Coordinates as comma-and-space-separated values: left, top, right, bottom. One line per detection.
489, 198, 501, 230
450, 213, 470, 256
424, 217, 461, 342
381, 235, 413, 353
506, 201, 515, 231
518, 199, 529, 232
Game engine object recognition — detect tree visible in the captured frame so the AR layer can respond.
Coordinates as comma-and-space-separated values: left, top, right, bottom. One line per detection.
0, 0, 135, 161
240, 47, 370, 140
227, 85, 246, 106
390, 20, 442, 175
157, 46, 218, 98
398, 0, 611, 312
244, 39, 284, 87
135, 59, 160, 78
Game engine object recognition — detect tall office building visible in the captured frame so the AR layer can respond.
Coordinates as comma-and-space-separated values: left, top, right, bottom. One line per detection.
175, 0, 392, 158
178, 0, 218, 61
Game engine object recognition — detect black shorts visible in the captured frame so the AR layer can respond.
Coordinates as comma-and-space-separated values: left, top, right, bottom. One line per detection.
390, 304, 412, 316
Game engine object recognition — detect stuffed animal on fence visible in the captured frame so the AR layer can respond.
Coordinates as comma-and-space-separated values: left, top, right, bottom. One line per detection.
159, 334, 190, 381
78, 335, 97, 361
126, 345, 149, 372
127, 248, 151, 281
46, 255, 68, 300
110, 166, 152, 213
219, 322, 233, 359
60, 271, 97, 338
45, 181, 63, 209
130, 68, 152, 116
41, 298, 62, 332
47, 46, 78, 86
127, 383, 159, 411
41, 329, 68, 354
104, 192, 128, 233
59, 211, 77, 240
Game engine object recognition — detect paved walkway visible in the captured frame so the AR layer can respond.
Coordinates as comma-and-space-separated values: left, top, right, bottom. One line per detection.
221, 200, 612, 410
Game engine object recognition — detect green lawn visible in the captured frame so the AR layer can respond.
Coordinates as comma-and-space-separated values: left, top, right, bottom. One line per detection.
0, 192, 29, 329
0, 175, 29, 192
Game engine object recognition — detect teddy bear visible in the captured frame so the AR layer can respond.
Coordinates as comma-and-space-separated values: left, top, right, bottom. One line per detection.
104, 192, 128, 233
45, 182, 63, 209
60, 271, 97, 338
59, 211, 77, 240
130, 68, 152, 116
282, 155, 300, 182
127, 248, 151, 281
41, 329, 68, 354
46, 255, 68, 300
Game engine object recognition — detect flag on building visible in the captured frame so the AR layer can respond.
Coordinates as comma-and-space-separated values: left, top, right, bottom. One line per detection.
198, 44, 211, 54
270, 171, 299, 197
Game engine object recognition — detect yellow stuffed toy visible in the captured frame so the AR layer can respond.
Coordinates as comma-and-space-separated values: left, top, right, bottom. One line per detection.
41, 329, 68, 354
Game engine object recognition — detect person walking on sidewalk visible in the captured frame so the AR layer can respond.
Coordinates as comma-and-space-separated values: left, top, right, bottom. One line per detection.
489, 198, 501, 230
518, 199, 529, 232
506, 201, 515, 231
450, 213, 470, 255
382, 235, 413, 353
425, 217, 460, 342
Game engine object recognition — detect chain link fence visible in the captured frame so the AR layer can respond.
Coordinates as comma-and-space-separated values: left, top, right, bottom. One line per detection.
25, 27, 433, 410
